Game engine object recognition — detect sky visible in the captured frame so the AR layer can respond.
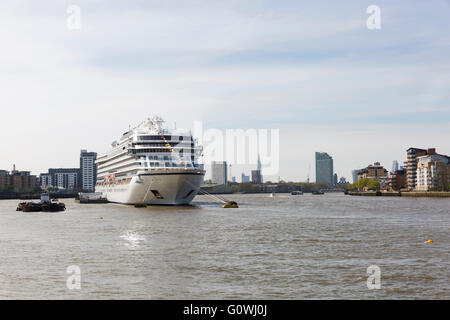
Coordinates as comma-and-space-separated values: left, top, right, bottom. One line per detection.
1, 0, 449, 182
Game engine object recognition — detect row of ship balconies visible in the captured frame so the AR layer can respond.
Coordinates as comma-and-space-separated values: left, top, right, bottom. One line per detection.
97, 143, 201, 165
97, 162, 201, 179
98, 153, 199, 176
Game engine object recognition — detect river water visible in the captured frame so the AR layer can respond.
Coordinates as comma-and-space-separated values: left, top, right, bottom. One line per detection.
0, 193, 448, 299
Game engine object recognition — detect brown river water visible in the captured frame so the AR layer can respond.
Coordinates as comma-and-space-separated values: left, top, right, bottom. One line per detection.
0, 193, 448, 299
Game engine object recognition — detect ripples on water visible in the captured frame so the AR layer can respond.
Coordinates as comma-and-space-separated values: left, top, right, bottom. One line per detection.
0, 194, 448, 299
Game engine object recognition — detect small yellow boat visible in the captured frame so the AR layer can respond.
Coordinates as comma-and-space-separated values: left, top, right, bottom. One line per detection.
222, 201, 239, 208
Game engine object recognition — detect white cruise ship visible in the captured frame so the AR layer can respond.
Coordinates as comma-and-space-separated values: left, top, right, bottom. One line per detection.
95, 117, 205, 205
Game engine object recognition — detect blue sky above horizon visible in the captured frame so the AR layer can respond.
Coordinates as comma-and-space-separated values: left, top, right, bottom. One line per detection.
1, 0, 449, 181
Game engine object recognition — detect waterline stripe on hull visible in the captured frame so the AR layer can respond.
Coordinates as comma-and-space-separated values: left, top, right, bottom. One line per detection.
107, 201, 196, 206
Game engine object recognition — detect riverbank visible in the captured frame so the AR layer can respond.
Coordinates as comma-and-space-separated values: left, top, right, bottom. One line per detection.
0, 193, 78, 200
401, 191, 450, 198
348, 191, 450, 197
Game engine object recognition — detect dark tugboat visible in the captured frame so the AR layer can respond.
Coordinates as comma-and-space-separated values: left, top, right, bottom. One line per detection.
17, 193, 66, 212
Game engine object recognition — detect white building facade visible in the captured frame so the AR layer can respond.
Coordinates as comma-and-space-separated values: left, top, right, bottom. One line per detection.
416, 154, 450, 191
40, 173, 52, 189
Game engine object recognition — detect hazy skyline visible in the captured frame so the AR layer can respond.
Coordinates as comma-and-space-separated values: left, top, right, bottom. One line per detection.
1, 0, 449, 182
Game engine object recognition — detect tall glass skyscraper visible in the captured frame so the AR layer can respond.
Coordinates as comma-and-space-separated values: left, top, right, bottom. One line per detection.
392, 160, 399, 173
315, 152, 334, 187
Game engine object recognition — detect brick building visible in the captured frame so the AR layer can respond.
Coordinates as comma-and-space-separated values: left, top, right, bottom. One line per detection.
10, 170, 38, 191
357, 162, 388, 180
0, 168, 39, 192
388, 168, 406, 191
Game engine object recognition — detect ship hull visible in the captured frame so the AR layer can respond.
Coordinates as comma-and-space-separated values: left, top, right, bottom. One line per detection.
96, 170, 205, 205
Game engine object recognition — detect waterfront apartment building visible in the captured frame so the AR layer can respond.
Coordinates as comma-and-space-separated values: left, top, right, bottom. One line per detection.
406, 147, 450, 190
357, 162, 388, 185
0, 168, 38, 192
39, 148, 98, 192
416, 154, 450, 191
406, 148, 430, 189
315, 152, 334, 187
39, 173, 52, 190
211, 161, 227, 185
10, 169, 38, 192
47, 168, 81, 191
388, 168, 406, 191
80, 150, 97, 191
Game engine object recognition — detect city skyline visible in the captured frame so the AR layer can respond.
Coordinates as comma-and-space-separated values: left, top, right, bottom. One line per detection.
1, 1, 449, 182
1, 142, 449, 185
